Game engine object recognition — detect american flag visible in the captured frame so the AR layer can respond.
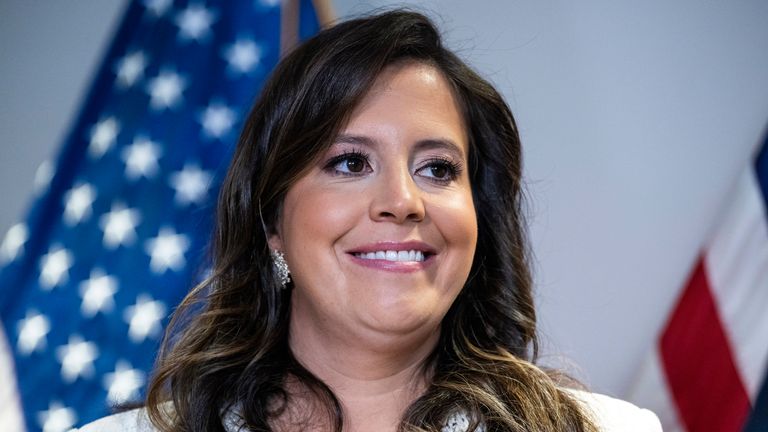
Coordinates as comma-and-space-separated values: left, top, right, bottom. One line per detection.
0, 1, 321, 430
628, 131, 768, 431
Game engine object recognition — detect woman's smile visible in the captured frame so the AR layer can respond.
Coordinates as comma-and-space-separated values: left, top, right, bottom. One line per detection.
347, 240, 437, 273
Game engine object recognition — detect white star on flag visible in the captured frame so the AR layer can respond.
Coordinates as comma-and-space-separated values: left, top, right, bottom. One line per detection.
99, 202, 142, 249
169, 164, 213, 206
17, 310, 51, 355
88, 117, 120, 158
123, 294, 167, 343
103, 360, 146, 404
115, 50, 148, 88
146, 70, 187, 110
121, 136, 162, 180
34, 159, 54, 194
63, 182, 97, 226
39, 246, 74, 290
144, 0, 172, 17
224, 38, 262, 74
0, 222, 28, 264
79, 269, 118, 317
175, 4, 216, 42
259, 0, 281, 8
200, 102, 236, 139
37, 401, 77, 432
55, 335, 99, 383
144, 227, 190, 273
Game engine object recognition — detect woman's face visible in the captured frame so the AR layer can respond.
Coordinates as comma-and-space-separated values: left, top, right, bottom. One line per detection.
271, 62, 477, 346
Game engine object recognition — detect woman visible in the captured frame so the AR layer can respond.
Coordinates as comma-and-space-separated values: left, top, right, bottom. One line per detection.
79, 10, 660, 432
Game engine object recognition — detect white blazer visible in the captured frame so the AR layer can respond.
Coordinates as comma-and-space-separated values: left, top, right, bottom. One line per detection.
75, 390, 662, 431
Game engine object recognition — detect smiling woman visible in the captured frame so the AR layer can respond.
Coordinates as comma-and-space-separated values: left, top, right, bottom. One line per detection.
77, 9, 660, 432
272, 62, 477, 356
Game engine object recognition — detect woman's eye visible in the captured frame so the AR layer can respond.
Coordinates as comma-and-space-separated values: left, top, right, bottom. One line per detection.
324, 150, 372, 176
418, 159, 461, 182
340, 157, 366, 173
428, 164, 449, 179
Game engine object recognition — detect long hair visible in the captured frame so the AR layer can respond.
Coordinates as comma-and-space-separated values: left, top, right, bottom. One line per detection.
146, 10, 598, 432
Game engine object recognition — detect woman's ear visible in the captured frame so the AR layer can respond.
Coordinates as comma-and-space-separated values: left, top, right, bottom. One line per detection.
267, 227, 283, 252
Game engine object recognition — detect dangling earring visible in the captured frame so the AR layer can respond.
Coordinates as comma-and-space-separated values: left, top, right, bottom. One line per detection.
271, 250, 291, 288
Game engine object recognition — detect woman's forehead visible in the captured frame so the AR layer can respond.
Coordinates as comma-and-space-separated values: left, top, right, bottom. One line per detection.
340, 62, 469, 153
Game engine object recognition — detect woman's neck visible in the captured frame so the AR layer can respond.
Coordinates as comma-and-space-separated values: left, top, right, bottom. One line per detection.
285, 314, 439, 432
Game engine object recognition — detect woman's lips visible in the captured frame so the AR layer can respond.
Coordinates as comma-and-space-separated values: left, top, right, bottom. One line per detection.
346, 241, 436, 273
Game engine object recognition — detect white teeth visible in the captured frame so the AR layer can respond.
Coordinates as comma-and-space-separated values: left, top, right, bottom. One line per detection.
355, 250, 426, 262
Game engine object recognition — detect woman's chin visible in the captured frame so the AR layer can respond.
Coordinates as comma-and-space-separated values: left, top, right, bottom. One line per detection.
355, 303, 443, 342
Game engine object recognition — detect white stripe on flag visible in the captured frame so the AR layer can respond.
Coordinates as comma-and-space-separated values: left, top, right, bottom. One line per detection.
627, 349, 684, 432
705, 168, 768, 400
0, 324, 26, 432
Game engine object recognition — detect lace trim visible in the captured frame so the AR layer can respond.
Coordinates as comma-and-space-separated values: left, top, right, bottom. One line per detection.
441, 411, 486, 432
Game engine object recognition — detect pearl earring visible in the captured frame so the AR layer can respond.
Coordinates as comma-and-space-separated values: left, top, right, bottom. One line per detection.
271, 250, 291, 288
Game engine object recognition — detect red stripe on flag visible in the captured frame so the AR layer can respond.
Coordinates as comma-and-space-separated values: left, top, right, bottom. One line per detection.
660, 257, 751, 432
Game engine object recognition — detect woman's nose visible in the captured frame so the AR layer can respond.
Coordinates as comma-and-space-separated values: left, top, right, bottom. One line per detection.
370, 168, 426, 224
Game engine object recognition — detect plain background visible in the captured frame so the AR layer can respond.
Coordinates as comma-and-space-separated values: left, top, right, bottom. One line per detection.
2, 0, 768, 398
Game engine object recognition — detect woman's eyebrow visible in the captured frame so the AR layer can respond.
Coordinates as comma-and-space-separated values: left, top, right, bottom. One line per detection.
333, 133, 375, 147
334, 134, 465, 159
414, 138, 466, 159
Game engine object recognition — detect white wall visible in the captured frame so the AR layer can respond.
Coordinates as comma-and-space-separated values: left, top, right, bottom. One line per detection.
0, 1, 127, 225
2, 0, 768, 398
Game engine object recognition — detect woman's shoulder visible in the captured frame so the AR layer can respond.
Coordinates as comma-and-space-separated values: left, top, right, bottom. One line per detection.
73, 407, 156, 432
74, 391, 661, 432
564, 388, 662, 431
73, 403, 241, 431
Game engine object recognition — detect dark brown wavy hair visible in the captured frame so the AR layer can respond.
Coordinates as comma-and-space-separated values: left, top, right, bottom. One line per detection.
146, 10, 598, 432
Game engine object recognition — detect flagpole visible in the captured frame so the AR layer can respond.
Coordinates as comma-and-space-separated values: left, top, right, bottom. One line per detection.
312, 0, 336, 28
281, 0, 336, 57
280, 0, 300, 57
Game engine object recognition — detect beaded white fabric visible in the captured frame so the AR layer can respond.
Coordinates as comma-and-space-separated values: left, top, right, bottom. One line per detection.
441, 411, 486, 432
